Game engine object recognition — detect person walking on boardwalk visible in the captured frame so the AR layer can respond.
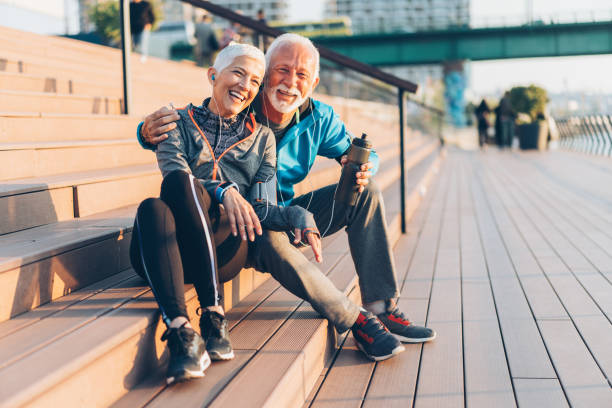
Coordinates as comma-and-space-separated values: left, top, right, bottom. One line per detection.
129, 0, 155, 61
194, 13, 219, 67
136, 34, 437, 362
475, 99, 490, 148
131, 44, 321, 384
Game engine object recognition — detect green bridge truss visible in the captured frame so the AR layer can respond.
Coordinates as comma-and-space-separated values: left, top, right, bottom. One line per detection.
312, 21, 612, 66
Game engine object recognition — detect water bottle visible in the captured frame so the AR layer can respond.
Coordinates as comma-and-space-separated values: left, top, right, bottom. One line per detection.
335, 133, 372, 207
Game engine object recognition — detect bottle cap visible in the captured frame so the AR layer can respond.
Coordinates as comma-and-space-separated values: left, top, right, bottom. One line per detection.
352, 133, 372, 148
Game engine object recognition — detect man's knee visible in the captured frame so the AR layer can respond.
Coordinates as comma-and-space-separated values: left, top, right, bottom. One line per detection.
360, 180, 383, 207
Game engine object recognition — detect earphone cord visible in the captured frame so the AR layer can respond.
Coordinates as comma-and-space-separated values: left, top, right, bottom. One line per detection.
261, 94, 337, 240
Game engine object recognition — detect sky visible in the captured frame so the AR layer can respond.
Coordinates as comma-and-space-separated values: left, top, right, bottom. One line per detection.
289, 0, 612, 97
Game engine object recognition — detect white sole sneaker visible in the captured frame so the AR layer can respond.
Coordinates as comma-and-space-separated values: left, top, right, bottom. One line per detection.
166, 351, 211, 384
356, 342, 405, 361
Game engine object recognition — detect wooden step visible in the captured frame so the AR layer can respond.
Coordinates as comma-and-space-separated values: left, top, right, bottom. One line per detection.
0, 139, 155, 181
0, 112, 140, 143
0, 90, 122, 115
0, 71, 122, 97
0, 164, 161, 235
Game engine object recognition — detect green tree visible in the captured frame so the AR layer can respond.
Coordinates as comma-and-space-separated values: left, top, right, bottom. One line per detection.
89, 1, 120, 45
88, 1, 163, 47
508, 85, 548, 122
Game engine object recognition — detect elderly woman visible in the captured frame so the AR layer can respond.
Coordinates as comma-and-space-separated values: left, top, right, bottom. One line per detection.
130, 43, 317, 384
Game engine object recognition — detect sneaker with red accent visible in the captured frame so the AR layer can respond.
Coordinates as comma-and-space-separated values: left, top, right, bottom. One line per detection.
377, 305, 436, 343
351, 311, 405, 361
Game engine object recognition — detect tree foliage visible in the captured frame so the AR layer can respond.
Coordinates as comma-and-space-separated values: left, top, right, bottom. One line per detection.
88, 1, 120, 45
88, 1, 163, 46
508, 85, 548, 122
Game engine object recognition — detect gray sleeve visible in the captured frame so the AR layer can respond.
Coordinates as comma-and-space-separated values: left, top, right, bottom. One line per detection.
155, 122, 191, 178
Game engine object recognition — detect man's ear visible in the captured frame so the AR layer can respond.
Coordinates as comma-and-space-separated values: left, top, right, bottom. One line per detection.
312, 76, 320, 91
207, 67, 217, 85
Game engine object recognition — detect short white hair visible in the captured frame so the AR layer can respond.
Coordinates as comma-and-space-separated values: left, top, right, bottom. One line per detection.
212, 42, 266, 74
265, 33, 320, 79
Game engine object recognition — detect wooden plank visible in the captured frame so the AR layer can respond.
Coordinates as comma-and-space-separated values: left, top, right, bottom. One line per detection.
141, 350, 255, 408
0, 274, 148, 370
0, 187, 74, 235
513, 379, 568, 408
0, 269, 134, 340
538, 320, 612, 407
310, 334, 375, 408
414, 157, 463, 408
362, 299, 429, 408
470, 156, 557, 379
0, 234, 124, 322
484, 160, 612, 380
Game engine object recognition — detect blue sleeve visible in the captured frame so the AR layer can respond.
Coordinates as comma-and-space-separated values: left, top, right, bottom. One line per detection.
317, 113, 380, 175
136, 121, 157, 151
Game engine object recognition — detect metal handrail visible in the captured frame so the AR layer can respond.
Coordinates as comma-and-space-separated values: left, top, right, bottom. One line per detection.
554, 115, 612, 157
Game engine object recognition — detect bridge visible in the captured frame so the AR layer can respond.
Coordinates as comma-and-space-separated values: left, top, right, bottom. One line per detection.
312, 20, 612, 66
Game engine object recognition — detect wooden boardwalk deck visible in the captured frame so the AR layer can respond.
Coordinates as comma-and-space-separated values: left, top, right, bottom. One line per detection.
307, 148, 612, 408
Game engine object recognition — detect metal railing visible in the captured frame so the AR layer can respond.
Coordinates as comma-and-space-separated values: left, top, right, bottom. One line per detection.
555, 115, 612, 157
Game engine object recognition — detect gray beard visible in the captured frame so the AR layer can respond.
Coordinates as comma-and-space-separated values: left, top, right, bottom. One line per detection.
265, 86, 309, 114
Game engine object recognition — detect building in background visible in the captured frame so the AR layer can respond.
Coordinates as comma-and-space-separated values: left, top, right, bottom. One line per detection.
0, 0, 79, 35
324, 0, 471, 126
324, 0, 469, 34
210, 0, 290, 21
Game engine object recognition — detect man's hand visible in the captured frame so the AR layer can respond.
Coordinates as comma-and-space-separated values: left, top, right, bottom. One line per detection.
222, 188, 262, 241
142, 105, 180, 146
340, 155, 374, 193
293, 229, 323, 263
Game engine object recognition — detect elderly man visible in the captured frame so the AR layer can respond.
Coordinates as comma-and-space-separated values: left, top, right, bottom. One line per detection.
137, 34, 436, 361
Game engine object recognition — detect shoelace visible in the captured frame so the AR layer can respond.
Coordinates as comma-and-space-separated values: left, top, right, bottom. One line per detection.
387, 307, 411, 325
162, 325, 196, 355
359, 313, 389, 336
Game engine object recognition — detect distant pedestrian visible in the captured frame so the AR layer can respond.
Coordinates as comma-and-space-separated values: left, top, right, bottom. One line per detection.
254, 9, 271, 51
219, 21, 241, 49
130, 0, 155, 61
497, 92, 515, 148
194, 14, 219, 67
474, 99, 490, 148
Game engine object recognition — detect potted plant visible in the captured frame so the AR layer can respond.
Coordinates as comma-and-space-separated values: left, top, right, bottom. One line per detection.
508, 85, 549, 150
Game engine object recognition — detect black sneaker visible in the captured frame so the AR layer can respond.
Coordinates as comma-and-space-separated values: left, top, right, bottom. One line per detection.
377, 305, 436, 343
351, 311, 405, 361
200, 310, 235, 361
161, 323, 210, 384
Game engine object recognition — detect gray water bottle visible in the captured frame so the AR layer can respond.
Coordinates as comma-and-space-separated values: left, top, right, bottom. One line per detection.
335, 133, 372, 207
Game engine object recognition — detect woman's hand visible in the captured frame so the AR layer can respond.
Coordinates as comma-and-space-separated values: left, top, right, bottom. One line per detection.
223, 188, 262, 241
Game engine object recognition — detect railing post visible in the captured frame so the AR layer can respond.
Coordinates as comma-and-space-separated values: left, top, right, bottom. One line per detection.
119, 0, 132, 114
398, 89, 406, 234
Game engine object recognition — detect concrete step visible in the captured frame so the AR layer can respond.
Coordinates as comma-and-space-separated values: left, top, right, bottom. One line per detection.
0, 139, 155, 181
0, 112, 140, 143
0, 164, 161, 235
0, 145, 443, 408
0, 90, 122, 115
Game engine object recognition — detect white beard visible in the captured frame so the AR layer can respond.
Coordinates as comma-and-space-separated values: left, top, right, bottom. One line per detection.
265, 83, 309, 114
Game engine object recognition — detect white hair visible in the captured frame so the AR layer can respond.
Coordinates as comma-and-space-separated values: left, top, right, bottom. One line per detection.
212, 42, 266, 74
265, 33, 320, 79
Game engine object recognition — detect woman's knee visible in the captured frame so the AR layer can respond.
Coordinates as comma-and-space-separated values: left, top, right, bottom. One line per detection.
160, 170, 211, 210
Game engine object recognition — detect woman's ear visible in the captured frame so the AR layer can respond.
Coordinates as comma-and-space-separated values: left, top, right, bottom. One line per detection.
207, 67, 217, 85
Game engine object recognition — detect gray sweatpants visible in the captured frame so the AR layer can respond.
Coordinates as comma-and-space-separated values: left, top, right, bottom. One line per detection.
249, 181, 399, 333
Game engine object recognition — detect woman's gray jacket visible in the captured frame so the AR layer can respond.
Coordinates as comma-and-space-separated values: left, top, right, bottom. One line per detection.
155, 104, 317, 233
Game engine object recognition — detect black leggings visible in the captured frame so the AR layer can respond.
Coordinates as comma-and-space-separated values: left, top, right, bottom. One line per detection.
130, 170, 248, 326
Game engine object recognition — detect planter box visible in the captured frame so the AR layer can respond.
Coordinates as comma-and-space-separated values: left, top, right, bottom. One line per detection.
518, 121, 548, 150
